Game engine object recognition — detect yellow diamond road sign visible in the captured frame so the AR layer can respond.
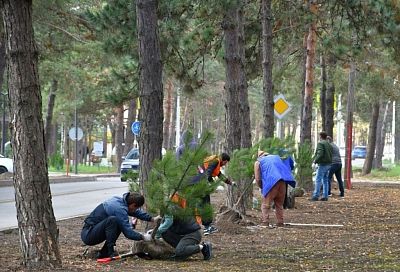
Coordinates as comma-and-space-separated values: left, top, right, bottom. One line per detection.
274, 94, 291, 119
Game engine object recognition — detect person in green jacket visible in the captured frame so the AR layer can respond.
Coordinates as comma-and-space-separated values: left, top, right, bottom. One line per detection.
311, 131, 333, 201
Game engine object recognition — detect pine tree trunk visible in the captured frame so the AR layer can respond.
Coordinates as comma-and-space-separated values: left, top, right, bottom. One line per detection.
115, 104, 124, 172
48, 123, 57, 157
395, 100, 400, 162
300, 20, 316, 144
223, 2, 243, 213
344, 62, 356, 188
320, 55, 327, 132
223, 4, 242, 153
45, 79, 57, 156
362, 101, 380, 175
325, 77, 335, 138
261, 0, 274, 138
1, 0, 61, 268
374, 100, 389, 169
299, 33, 307, 131
124, 99, 137, 155
238, 1, 253, 211
136, 0, 164, 190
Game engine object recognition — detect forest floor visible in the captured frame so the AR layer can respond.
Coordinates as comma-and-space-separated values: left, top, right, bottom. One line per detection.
1, 181, 400, 272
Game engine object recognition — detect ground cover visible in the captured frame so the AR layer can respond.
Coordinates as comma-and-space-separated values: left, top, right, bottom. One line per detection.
1, 182, 400, 272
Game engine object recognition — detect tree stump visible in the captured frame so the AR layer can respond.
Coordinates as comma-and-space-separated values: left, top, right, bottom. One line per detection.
215, 206, 243, 224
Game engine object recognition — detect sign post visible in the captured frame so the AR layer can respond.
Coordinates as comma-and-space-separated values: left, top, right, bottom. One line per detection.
274, 94, 291, 119
68, 127, 83, 174
131, 121, 141, 136
274, 94, 291, 138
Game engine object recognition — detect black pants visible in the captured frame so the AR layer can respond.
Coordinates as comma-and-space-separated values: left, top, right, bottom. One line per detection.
162, 229, 202, 260
327, 163, 345, 196
201, 194, 212, 228
81, 216, 121, 252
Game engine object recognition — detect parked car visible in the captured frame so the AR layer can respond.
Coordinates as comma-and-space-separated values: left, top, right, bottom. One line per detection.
120, 148, 139, 181
0, 154, 13, 174
352, 146, 367, 160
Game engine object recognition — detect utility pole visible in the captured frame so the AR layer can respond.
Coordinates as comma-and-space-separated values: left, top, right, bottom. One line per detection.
74, 104, 78, 174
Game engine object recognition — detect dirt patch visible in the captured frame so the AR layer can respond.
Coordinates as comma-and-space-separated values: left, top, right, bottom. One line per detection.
2, 183, 400, 271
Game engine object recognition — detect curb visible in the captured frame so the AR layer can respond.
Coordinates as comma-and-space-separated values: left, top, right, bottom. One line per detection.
0, 173, 120, 187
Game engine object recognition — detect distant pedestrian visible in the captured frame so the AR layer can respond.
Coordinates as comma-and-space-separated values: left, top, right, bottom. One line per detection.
254, 151, 296, 227
191, 153, 232, 235
176, 130, 198, 160
327, 136, 345, 198
311, 131, 333, 201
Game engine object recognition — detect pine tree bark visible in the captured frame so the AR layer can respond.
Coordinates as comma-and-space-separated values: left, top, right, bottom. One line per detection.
395, 100, 400, 162
324, 54, 337, 138
300, 19, 316, 144
238, 1, 252, 211
223, 1, 251, 214
325, 65, 335, 138
261, 0, 274, 138
1, 0, 61, 268
45, 79, 57, 156
136, 0, 164, 190
115, 104, 124, 172
320, 55, 327, 132
223, 3, 242, 153
362, 101, 380, 175
299, 33, 307, 132
374, 100, 389, 169
344, 62, 356, 188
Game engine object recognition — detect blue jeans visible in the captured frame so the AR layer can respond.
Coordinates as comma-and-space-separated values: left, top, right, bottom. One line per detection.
313, 164, 330, 199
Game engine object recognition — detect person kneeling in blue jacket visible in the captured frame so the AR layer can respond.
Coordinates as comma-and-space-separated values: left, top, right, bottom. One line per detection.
81, 192, 161, 258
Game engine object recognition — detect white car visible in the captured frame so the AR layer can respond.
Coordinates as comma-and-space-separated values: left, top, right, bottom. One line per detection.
120, 148, 139, 181
0, 154, 13, 174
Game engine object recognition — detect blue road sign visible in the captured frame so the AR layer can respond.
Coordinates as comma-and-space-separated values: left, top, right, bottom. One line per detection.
131, 121, 141, 136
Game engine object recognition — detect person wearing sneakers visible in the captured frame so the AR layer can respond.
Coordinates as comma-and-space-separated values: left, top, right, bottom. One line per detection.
311, 131, 333, 201
326, 136, 345, 198
155, 194, 212, 261
200, 152, 232, 235
254, 151, 296, 227
81, 192, 161, 259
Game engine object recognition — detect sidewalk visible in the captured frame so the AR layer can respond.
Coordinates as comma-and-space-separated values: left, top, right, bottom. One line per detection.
0, 172, 120, 187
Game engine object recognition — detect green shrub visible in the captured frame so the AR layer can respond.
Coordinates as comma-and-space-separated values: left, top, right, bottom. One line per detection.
49, 153, 64, 170
294, 141, 314, 191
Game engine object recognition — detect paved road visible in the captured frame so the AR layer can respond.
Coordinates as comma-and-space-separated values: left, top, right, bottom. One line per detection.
0, 177, 129, 231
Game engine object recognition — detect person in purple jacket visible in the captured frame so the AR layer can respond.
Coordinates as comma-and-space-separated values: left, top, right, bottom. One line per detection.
81, 192, 161, 258
254, 151, 296, 227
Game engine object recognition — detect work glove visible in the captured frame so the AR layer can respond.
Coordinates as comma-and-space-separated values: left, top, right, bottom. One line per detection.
143, 233, 152, 242
152, 215, 162, 223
